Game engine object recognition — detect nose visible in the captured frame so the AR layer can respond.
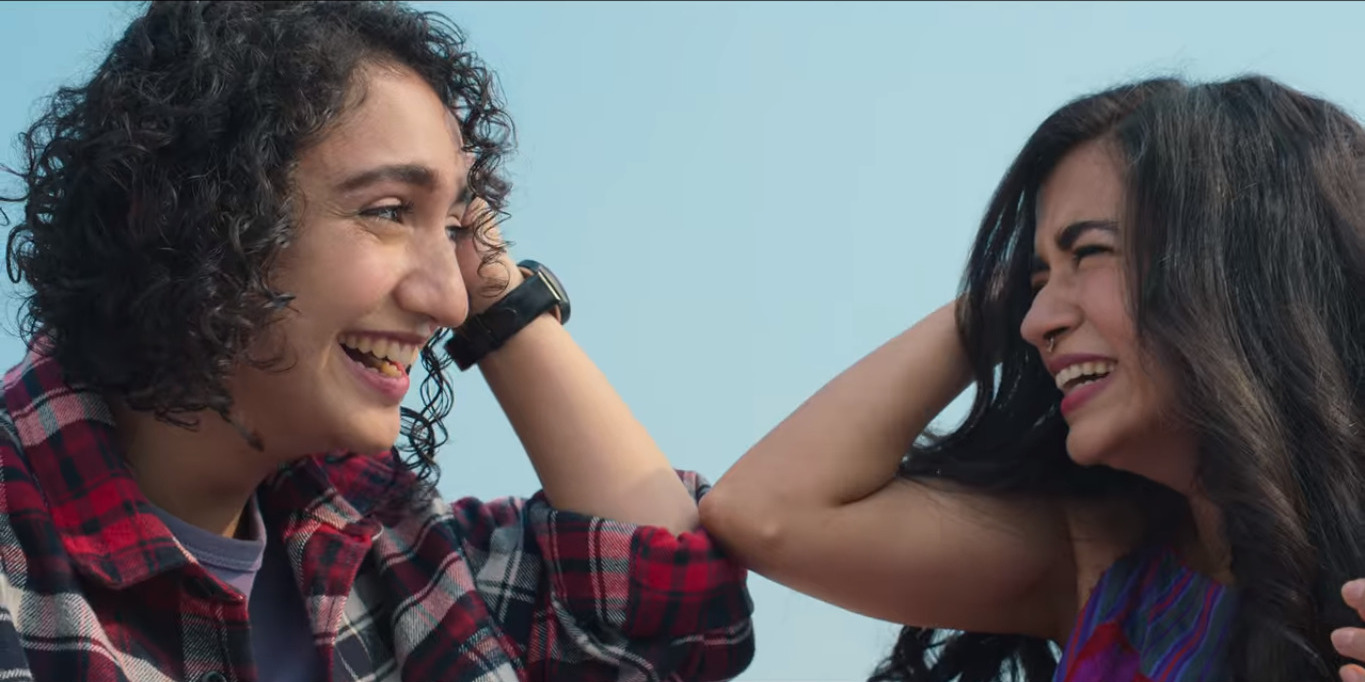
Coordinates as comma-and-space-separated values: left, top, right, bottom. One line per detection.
394, 228, 469, 330
1020, 279, 1080, 355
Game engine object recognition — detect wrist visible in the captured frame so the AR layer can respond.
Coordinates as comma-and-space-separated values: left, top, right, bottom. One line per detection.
447, 259, 571, 371
476, 310, 560, 368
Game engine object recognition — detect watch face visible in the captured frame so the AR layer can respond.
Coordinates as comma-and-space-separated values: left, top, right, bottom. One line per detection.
521, 260, 570, 324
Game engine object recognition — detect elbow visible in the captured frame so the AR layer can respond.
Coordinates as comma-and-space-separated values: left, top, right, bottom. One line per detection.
698, 482, 790, 569
657, 499, 701, 537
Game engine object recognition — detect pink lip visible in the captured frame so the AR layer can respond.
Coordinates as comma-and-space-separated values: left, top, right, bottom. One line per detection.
340, 346, 410, 403
1060, 372, 1113, 417
1046, 352, 1118, 418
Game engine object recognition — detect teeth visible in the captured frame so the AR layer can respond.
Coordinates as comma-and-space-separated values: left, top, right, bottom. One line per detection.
1054, 361, 1115, 392
339, 334, 422, 369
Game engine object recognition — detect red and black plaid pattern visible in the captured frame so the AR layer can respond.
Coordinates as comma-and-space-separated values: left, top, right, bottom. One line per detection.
0, 348, 755, 681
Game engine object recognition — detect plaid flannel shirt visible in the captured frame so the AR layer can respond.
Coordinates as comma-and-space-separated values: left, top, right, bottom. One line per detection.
0, 348, 755, 682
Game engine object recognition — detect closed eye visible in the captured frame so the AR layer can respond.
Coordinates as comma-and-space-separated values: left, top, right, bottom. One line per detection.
1072, 244, 1112, 264
1030, 277, 1047, 296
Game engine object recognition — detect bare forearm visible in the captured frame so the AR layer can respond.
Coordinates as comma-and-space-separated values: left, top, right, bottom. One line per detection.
708, 302, 971, 514
478, 314, 698, 534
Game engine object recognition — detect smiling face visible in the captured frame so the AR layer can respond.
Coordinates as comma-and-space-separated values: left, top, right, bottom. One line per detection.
1020, 138, 1197, 490
224, 63, 475, 459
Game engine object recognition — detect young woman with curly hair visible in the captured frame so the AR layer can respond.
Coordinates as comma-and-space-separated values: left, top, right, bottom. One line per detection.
0, 2, 753, 681
702, 75, 1365, 682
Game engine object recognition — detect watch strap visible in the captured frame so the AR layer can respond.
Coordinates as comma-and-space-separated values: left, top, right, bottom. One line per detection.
445, 261, 566, 371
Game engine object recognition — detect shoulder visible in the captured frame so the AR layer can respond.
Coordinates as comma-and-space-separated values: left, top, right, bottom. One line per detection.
310, 451, 530, 553
0, 387, 49, 613
0, 391, 49, 519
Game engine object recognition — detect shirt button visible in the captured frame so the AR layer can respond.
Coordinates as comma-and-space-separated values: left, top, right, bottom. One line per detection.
200, 672, 228, 682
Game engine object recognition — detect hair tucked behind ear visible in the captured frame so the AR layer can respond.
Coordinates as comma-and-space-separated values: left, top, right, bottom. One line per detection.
872, 75, 1365, 682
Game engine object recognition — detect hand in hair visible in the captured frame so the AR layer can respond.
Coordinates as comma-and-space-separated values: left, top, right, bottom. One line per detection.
457, 196, 524, 314
1333, 580, 1365, 682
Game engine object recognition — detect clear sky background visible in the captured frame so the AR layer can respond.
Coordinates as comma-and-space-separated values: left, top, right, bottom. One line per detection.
2, 2, 1365, 680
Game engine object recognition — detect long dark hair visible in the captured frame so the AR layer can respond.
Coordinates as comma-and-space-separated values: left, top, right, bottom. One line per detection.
1, 1, 514, 485
872, 76, 1365, 682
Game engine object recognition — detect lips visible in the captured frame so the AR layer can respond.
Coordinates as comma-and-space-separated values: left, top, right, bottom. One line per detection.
339, 342, 411, 403
1046, 353, 1118, 417
1054, 360, 1114, 394
338, 334, 421, 376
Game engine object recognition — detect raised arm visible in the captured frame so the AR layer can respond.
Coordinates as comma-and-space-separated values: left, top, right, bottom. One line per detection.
700, 302, 1072, 638
448, 204, 752, 681
456, 202, 697, 535
476, 310, 698, 534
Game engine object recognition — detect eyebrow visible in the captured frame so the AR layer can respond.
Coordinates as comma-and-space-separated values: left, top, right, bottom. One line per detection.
335, 162, 474, 209
1030, 219, 1118, 274
336, 163, 437, 193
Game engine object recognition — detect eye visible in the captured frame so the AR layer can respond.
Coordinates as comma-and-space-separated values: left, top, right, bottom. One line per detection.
1030, 277, 1047, 296
1072, 244, 1112, 264
446, 222, 471, 242
359, 202, 412, 223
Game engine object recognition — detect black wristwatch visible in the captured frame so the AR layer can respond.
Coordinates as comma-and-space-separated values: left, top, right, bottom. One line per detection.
446, 260, 571, 371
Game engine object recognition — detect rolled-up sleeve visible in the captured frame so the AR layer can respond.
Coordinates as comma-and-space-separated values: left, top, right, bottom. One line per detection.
454, 471, 755, 682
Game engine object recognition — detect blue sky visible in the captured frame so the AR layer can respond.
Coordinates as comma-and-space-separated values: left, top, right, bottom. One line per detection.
3, 2, 1365, 680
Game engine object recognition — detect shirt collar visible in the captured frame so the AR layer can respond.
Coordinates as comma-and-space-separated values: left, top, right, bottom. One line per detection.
3, 346, 190, 588
2, 347, 394, 589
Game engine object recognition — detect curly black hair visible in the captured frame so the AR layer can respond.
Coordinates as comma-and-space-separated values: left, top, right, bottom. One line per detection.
2, 1, 515, 485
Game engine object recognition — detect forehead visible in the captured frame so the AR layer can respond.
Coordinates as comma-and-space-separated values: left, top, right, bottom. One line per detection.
1034, 139, 1124, 250
299, 65, 466, 186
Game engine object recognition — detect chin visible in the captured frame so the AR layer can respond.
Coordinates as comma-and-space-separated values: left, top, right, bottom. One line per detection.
1063, 426, 1112, 468
336, 415, 403, 457
349, 437, 400, 458
354, 431, 402, 457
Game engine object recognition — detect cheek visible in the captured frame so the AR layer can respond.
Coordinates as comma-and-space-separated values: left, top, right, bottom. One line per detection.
1126, 358, 1180, 425
290, 245, 399, 326
1080, 268, 1137, 353
1081, 277, 1179, 421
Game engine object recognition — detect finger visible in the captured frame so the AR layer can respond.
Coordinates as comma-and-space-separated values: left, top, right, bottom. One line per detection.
464, 204, 506, 252
463, 196, 493, 223
1341, 663, 1365, 682
1344, 580, 1365, 619
1332, 628, 1365, 663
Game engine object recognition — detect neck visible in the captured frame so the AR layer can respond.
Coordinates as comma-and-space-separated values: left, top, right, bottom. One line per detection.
1157, 457, 1233, 583
1119, 429, 1233, 582
112, 401, 282, 537
1182, 491, 1234, 584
